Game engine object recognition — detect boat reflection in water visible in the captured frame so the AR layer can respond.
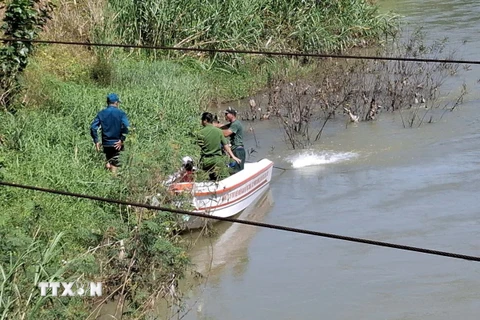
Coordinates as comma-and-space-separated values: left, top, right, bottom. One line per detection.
99, 189, 274, 320
150, 187, 275, 320
187, 186, 274, 278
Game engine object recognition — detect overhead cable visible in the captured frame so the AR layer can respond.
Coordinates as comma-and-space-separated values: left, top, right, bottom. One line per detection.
1, 180, 479, 263
1, 38, 479, 65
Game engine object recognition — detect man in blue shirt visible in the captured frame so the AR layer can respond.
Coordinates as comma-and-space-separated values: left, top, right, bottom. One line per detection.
90, 93, 130, 173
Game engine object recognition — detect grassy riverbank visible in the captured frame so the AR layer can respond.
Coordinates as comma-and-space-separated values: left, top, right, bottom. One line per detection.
0, 0, 397, 318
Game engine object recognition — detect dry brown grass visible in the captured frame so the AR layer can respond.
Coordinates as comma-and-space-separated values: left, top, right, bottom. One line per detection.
18, 0, 109, 106
43, 0, 107, 42
1, 2, 7, 36
20, 44, 96, 108
33, 0, 106, 79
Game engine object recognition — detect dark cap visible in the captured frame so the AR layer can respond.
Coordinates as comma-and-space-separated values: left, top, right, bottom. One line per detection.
224, 107, 237, 116
107, 93, 121, 103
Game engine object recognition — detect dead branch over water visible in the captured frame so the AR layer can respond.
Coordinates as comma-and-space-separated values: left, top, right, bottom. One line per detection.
243, 30, 468, 149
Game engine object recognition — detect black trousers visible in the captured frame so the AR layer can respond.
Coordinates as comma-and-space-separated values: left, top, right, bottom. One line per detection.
230, 147, 246, 173
103, 145, 124, 167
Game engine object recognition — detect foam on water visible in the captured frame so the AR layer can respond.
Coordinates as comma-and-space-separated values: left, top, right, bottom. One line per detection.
286, 150, 358, 168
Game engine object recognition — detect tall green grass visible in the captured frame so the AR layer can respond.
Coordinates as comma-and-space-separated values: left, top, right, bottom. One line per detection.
0, 57, 205, 243
104, 0, 398, 56
0, 58, 208, 317
0, 232, 81, 320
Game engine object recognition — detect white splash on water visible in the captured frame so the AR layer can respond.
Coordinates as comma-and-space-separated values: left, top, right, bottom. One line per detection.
286, 150, 358, 168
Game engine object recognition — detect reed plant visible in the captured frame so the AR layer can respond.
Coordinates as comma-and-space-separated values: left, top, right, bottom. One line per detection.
0, 231, 82, 320
103, 0, 398, 60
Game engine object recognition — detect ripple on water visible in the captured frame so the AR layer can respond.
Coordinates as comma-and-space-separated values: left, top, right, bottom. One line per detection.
285, 150, 359, 168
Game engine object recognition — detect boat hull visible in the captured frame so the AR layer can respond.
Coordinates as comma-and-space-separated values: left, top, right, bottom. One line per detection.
171, 159, 274, 230
184, 180, 271, 229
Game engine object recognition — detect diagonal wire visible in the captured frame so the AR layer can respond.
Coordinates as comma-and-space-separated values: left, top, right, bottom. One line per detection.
1, 38, 480, 65
1, 180, 479, 262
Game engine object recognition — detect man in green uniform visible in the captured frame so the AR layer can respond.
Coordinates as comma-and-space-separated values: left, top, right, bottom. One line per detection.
197, 112, 240, 181
217, 107, 245, 174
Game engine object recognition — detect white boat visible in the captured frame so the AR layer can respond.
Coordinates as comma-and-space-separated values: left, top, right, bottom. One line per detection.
167, 158, 274, 229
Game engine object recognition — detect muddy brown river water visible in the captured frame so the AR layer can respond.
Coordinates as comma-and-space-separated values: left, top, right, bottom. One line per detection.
170, 1, 480, 319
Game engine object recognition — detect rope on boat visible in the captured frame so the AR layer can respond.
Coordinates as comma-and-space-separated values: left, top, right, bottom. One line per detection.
246, 160, 289, 171
2, 38, 480, 65
1, 180, 479, 263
